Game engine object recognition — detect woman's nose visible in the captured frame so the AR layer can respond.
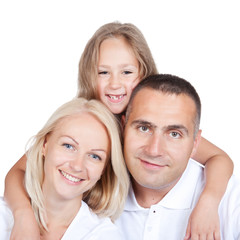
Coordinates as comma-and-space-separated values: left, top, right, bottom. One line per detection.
69, 156, 86, 172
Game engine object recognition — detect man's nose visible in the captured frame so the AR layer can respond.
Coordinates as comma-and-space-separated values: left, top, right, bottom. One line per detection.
144, 134, 165, 157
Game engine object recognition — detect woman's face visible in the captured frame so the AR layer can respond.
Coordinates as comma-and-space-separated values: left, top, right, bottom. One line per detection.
97, 37, 140, 114
42, 112, 110, 202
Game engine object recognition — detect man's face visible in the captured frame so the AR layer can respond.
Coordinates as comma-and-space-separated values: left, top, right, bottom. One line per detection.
124, 88, 201, 194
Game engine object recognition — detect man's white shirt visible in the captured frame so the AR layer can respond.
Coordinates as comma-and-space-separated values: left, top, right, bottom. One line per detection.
116, 159, 240, 240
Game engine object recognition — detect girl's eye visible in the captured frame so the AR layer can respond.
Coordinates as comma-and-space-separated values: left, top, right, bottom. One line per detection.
63, 143, 74, 150
122, 70, 132, 75
98, 71, 108, 75
170, 132, 181, 139
89, 154, 101, 161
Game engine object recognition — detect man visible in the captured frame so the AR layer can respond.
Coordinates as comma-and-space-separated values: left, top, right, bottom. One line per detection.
115, 74, 240, 239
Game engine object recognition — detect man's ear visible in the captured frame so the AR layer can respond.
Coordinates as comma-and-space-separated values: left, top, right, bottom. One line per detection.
190, 130, 202, 158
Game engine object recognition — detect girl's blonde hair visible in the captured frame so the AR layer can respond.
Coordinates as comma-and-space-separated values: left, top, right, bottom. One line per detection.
25, 98, 129, 232
77, 21, 158, 99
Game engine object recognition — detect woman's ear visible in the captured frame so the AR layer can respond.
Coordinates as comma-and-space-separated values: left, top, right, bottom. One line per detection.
42, 137, 48, 156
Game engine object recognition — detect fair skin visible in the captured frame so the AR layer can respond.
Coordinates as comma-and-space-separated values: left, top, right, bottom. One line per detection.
34, 112, 109, 239
5, 36, 232, 239
97, 37, 140, 114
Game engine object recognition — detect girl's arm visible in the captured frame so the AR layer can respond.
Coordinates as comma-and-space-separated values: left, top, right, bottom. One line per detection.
4, 154, 40, 240
185, 136, 233, 239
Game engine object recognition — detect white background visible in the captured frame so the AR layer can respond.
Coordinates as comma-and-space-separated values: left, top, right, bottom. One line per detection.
0, 0, 239, 196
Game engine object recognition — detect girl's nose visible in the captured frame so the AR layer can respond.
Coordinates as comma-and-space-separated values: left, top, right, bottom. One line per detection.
108, 73, 122, 89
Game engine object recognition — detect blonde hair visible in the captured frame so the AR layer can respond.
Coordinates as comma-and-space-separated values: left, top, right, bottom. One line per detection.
25, 98, 129, 232
77, 21, 158, 99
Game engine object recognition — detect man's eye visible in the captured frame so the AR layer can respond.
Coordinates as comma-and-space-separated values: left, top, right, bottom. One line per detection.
170, 132, 181, 138
89, 154, 101, 161
63, 143, 74, 150
138, 126, 150, 133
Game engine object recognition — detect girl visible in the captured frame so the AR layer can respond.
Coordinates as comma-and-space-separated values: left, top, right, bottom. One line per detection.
5, 22, 233, 239
1, 98, 129, 239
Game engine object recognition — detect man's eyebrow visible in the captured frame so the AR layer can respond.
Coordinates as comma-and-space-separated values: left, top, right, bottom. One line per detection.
163, 125, 189, 135
130, 119, 157, 129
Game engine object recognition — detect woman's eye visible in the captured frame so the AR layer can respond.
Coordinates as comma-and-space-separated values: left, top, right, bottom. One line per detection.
89, 154, 101, 161
170, 132, 181, 138
63, 143, 74, 150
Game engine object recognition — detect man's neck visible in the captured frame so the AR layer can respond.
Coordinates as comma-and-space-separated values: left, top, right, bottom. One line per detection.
132, 179, 176, 208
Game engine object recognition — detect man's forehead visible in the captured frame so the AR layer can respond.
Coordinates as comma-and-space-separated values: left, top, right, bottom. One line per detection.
128, 88, 196, 126
131, 88, 195, 110
130, 88, 175, 113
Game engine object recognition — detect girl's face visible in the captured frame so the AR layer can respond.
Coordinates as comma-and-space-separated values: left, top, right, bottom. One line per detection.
97, 37, 140, 114
42, 112, 110, 202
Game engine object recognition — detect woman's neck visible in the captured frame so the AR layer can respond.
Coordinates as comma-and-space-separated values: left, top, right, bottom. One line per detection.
41, 187, 82, 239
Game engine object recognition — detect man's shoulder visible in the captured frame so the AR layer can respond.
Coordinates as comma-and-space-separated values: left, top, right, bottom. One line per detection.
218, 175, 240, 239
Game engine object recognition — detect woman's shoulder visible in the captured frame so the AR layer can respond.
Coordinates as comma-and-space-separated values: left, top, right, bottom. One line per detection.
0, 196, 14, 221
0, 197, 14, 239
79, 201, 121, 231
62, 201, 123, 240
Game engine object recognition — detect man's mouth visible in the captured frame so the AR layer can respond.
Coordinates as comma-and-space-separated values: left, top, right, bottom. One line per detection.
59, 170, 84, 183
140, 159, 167, 170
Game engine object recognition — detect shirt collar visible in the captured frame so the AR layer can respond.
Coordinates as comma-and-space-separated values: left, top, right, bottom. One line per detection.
124, 159, 204, 211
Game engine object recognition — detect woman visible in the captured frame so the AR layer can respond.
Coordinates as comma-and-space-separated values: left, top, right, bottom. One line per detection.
1, 98, 129, 239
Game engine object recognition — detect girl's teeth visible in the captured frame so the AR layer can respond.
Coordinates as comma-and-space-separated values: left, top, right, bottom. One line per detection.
109, 95, 123, 100
60, 170, 82, 183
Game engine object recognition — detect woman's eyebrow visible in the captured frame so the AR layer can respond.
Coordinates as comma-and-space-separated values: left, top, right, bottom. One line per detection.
91, 149, 107, 153
61, 135, 79, 145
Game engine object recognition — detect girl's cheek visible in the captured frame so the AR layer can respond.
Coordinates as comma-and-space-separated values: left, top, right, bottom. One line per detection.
131, 77, 141, 90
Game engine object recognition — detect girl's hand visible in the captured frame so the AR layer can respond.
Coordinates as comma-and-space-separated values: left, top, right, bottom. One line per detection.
10, 208, 40, 240
184, 194, 221, 240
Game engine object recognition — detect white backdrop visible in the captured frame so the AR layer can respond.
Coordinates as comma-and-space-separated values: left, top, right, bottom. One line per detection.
0, 0, 239, 196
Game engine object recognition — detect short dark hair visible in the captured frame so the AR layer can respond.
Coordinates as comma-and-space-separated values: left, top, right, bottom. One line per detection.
126, 74, 201, 135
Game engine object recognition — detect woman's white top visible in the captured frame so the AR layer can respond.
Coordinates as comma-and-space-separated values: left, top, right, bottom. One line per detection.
0, 198, 122, 240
